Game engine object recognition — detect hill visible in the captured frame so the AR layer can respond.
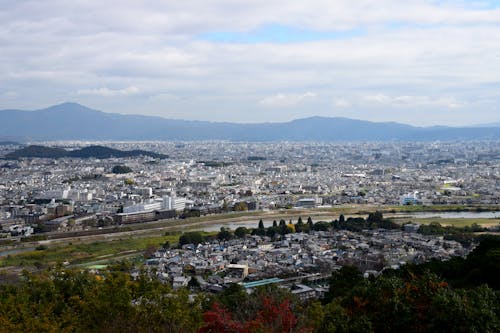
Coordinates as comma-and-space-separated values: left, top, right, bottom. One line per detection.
0, 102, 499, 141
0, 141, 23, 146
4, 145, 167, 159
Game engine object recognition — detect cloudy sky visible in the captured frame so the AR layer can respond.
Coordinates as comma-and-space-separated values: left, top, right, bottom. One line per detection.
1, 0, 500, 126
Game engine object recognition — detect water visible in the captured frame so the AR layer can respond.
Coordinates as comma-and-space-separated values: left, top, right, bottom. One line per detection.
402, 211, 500, 219
199, 220, 277, 232
192, 211, 500, 232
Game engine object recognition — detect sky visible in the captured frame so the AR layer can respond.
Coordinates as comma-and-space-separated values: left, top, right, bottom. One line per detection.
1, 0, 500, 126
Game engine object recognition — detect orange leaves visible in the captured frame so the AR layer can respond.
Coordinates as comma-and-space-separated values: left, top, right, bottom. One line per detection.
352, 296, 368, 309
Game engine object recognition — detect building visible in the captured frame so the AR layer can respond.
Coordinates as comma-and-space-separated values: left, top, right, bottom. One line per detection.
400, 192, 420, 205
296, 198, 318, 208
123, 200, 162, 214
162, 196, 188, 211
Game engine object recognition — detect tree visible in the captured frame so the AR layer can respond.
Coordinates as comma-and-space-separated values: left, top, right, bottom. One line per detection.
198, 303, 242, 333
234, 202, 248, 211
143, 245, 157, 259
234, 227, 249, 238
112, 165, 132, 174
266, 226, 278, 239
217, 283, 249, 320
179, 231, 204, 245
296, 216, 304, 232
188, 276, 200, 290
313, 221, 330, 231
217, 227, 233, 241
279, 220, 289, 235
201, 289, 300, 333
324, 266, 363, 302
367, 211, 383, 223
307, 216, 314, 232
339, 214, 345, 223
252, 220, 266, 236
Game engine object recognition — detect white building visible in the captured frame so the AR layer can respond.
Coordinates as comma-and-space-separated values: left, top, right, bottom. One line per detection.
162, 196, 188, 211
123, 200, 163, 214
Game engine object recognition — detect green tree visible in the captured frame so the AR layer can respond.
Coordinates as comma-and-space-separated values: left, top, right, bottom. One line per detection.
217, 227, 233, 241
313, 221, 330, 231
307, 216, 314, 232
112, 165, 133, 174
324, 266, 363, 303
234, 227, 249, 238
252, 220, 266, 236
179, 231, 204, 245
296, 216, 304, 232
367, 211, 383, 223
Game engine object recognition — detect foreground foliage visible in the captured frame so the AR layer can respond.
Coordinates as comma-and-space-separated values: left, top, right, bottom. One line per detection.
0, 237, 498, 332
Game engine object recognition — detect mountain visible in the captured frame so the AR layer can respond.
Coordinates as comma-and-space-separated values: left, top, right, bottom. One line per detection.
0, 102, 499, 141
0, 141, 23, 146
475, 122, 500, 127
4, 145, 168, 160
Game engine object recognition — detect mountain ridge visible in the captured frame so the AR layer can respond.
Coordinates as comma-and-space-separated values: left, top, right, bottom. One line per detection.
0, 102, 498, 141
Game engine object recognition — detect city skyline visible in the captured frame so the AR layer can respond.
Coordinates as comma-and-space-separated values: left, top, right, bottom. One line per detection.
2, 1, 500, 126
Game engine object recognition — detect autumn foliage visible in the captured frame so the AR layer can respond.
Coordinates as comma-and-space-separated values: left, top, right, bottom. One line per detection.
199, 297, 298, 333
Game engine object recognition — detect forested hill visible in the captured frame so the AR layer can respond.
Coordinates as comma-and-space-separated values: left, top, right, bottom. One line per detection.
1, 102, 499, 141
4, 145, 167, 159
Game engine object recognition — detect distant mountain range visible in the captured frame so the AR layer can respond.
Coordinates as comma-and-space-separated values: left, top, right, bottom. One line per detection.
4, 145, 167, 160
475, 122, 500, 127
0, 102, 498, 141
0, 141, 22, 146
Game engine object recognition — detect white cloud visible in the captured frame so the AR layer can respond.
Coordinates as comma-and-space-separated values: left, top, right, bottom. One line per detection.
76, 86, 139, 97
333, 98, 351, 107
0, 1, 499, 125
259, 92, 317, 107
362, 94, 464, 109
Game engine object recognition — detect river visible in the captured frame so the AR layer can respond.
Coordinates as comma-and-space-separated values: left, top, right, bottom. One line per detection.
193, 211, 500, 232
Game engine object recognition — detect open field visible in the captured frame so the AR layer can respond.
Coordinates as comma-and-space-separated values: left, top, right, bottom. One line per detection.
0, 234, 181, 268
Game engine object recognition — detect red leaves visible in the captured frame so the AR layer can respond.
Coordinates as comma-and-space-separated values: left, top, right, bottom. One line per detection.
257, 297, 297, 332
198, 303, 242, 333
198, 297, 298, 333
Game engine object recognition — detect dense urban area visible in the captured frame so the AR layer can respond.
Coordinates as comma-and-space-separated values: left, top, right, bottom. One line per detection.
1, 141, 498, 229
0, 140, 499, 332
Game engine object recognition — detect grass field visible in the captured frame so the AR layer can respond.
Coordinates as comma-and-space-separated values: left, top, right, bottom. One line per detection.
0, 234, 181, 268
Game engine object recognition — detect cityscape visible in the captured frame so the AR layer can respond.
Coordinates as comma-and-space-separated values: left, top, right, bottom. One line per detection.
0, 139, 498, 331
1, 1, 500, 332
